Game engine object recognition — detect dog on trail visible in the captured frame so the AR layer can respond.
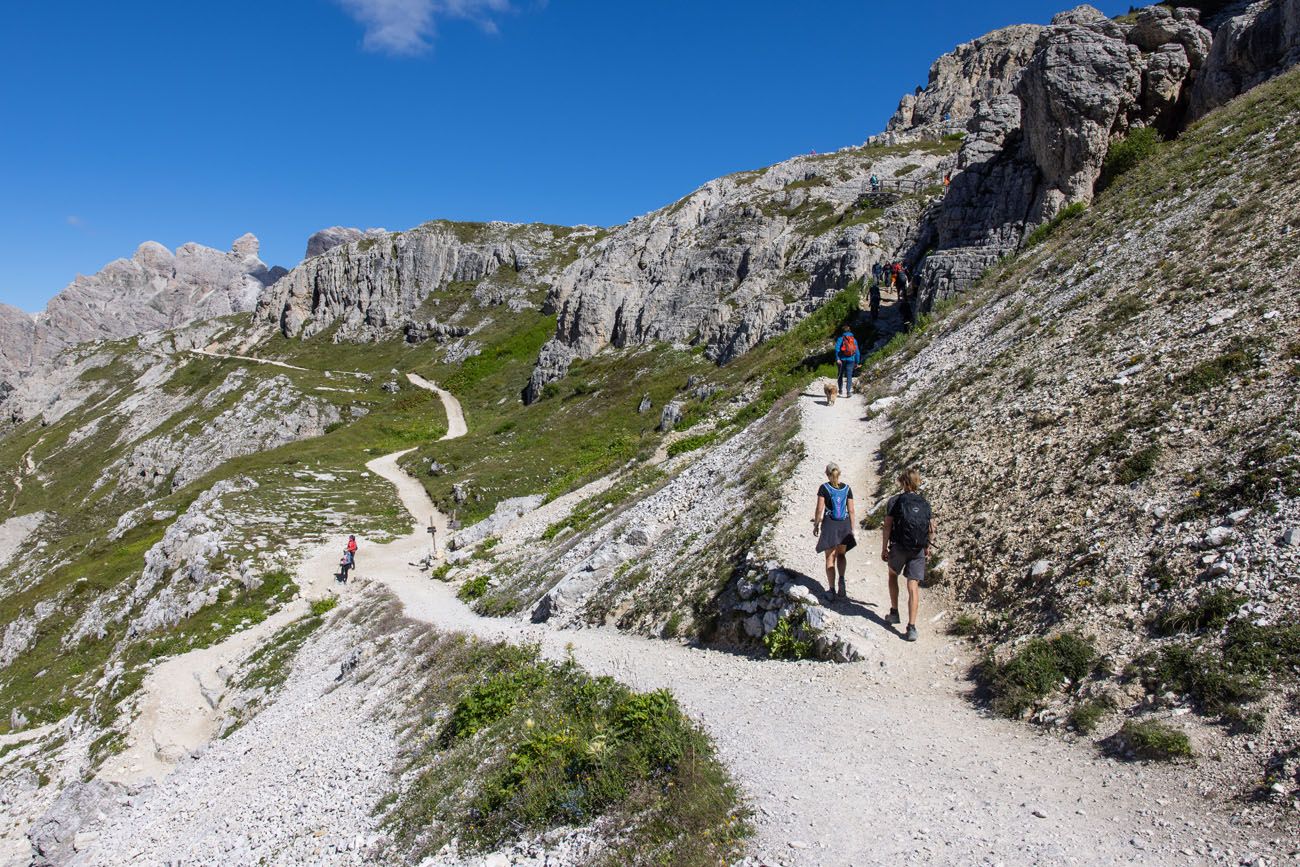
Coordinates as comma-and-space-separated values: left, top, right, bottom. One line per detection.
823, 381, 837, 406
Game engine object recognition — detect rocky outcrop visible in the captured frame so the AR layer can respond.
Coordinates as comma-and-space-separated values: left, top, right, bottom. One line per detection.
113, 373, 339, 492
897, 5, 1221, 307
29, 779, 127, 867
885, 24, 1044, 139
0, 303, 35, 396
304, 226, 387, 259
258, 221, 590, 342
124, 478, 258, 637
1190, 0, 1300, 118
530, 147, 945, 399
403, 319, 470, 344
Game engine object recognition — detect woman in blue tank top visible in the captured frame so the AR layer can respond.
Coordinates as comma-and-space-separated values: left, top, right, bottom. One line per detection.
812, 462, 856, 600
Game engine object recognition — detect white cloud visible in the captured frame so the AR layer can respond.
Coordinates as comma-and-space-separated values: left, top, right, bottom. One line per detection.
338, 0, 513, 56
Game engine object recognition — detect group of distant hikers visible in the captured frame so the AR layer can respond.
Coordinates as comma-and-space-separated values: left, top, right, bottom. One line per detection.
870, 261, 914, 325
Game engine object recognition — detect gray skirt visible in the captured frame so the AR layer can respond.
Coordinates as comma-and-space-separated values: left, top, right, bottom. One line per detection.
816, 517, 856, 553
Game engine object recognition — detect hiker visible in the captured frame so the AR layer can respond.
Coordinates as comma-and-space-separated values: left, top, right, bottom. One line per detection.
346, 534, 358, 564
880, 469, 935, 642
869, 281, 881, 320
870, 173, 880, 192
834, 325, 860, 398
871, 261, 883, 285
812, 462, 855, 600
338, 546, 355, 584
900, 294, 915, 329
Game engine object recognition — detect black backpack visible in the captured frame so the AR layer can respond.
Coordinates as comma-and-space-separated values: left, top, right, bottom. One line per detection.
889, 492, 931, 552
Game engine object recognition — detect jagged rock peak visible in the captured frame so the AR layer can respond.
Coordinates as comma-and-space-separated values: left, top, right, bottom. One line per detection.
883, 23, 1044, 141
231, 232, 261, 259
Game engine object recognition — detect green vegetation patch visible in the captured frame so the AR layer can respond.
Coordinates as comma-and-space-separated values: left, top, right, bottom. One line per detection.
947, 613, 982, 637
666, 431, 723, 458
1068, 695, 1115, 734
763, 614, 813, 660
979, 631, 1098, 718
1024, 201, 1087, 248
1177, 349, 1257, 394
1148, 589, 1243, 636
1130, 622, 1300, 718
1107, 719, 1193, 761
456, 574, 490, 602
1101, 127, 1163, 186
385, 640, 747, 864
1116, 444, 1162, 484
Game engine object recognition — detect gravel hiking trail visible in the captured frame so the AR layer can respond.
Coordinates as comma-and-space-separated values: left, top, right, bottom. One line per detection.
95, 374, 468, 787
99, 374, 1256, 863
312, 378, 1254, 866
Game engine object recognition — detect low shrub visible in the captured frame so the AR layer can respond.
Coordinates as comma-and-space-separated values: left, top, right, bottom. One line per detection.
980, 631, 1097, 717
1068, 696, 1115, 734
1178, 349, 1255, 394
947, 613, 982, 637
309, 596, 339, 617
457, 574, 490, 602
1102, 127, 1162, 184
1148, 589, 1244, 636
1109, 719, 1193, 761
763, 615, 813, 660
1116, 444, 1162, 484
1024, 201, 1087, 247
390, 642, 747, 865
1131, 642, 1260, 714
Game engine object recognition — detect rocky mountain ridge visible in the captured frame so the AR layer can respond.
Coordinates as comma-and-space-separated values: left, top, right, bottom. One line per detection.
0, 235, 285, 396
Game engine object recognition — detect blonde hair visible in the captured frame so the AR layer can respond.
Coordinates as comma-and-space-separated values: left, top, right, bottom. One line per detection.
825, 463, 841, 483
898, 468, 922, 492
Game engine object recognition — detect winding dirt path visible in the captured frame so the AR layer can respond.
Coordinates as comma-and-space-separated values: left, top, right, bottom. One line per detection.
323, 380, 1253, 866
98, 602, 308, 786
95, 371, 1255, 862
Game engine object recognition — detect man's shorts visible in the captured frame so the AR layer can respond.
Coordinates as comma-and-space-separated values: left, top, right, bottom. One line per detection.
888, 547, 926, 583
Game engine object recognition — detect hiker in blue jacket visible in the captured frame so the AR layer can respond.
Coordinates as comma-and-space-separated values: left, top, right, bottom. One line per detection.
834, 326, 860, 398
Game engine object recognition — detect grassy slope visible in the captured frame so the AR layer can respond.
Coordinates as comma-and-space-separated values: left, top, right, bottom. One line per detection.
870, 67, 1300, 762
0, 330, 465, 732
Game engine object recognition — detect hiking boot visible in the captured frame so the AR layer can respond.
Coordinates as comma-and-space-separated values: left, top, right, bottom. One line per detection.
905, 624, 918, 642
887, 608, 901, 625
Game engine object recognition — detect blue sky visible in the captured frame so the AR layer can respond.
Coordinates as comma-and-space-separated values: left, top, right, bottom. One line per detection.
0, 0, 1129, 312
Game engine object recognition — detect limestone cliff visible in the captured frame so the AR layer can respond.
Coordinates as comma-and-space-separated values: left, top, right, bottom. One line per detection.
257, 221, 593, 342
890, 2, 1298, 307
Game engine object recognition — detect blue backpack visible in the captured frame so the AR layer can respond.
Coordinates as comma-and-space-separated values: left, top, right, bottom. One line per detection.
822, 483, 850, 521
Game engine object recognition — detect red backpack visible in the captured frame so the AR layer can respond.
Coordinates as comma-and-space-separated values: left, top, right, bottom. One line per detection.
838, 333, 858, 359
